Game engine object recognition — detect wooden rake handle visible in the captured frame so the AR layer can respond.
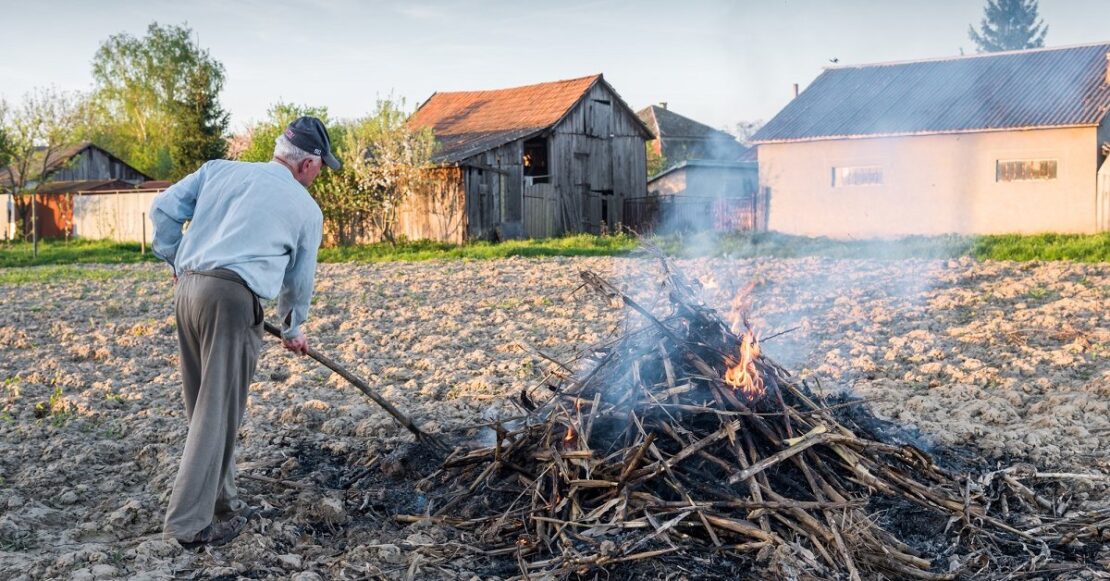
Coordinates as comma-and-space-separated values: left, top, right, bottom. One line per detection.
263, 322, 446, 450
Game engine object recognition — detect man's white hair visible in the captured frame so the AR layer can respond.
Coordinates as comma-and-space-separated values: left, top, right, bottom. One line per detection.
273, 134, 321, 165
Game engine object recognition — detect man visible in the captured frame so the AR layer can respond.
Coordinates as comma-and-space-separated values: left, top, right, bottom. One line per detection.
150, 117, 340, 548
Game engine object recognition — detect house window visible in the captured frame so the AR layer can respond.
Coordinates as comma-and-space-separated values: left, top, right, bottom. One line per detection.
831, 166, 883, 187
996, 159, 1057, 182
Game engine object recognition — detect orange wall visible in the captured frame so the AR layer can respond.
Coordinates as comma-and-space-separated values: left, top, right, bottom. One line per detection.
758, 127, 1099, 236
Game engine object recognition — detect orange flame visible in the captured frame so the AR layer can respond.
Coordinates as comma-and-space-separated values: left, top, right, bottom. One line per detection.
724, 331, 765, 400
564, 426, 576, 442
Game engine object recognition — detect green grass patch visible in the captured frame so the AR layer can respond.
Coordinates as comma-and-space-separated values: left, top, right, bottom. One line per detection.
1, 232, 1108, 270
0, 265, 160, 285
650, 232, 976, 260
0, 239, 158, 268
970, 233, 1110, 262
318, 233, 639, 262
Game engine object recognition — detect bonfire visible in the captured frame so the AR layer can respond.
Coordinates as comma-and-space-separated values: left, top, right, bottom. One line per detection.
422, 252, 1108, 579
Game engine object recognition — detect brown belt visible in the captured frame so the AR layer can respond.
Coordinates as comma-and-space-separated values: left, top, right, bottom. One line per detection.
184, 268, 264, 326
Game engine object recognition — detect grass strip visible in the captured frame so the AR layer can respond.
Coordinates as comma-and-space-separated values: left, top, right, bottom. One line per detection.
3, 231, 1109, 268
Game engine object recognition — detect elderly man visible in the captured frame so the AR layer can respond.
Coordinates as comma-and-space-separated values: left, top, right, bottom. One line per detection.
150, 117, 339, 548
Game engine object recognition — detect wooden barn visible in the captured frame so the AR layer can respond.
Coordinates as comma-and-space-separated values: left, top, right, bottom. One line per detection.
408, 74, 653, 241
2, 142, 153, 239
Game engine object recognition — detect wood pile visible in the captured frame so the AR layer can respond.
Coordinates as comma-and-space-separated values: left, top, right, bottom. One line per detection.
425, 254, 1108, 579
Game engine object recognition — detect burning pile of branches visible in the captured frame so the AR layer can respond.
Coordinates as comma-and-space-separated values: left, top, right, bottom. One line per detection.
426, 255, 1107, 579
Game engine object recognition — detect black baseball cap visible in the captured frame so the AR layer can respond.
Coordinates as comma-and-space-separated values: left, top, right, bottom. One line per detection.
283, 116, 341, 170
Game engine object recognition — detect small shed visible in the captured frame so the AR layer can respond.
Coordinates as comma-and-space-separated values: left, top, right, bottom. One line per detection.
409, 74, 654, 241
31, 179, 134, 238
627, 160, 761, 234
2, 142, 153, 239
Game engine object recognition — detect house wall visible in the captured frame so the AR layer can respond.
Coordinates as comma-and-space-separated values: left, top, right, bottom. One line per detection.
549, 82, 647, 234
50, 147, 148, 184
758, 127, 1099, 236
648, 169, 686, 197
686, 166, 758, 198
648, 165, 757, 199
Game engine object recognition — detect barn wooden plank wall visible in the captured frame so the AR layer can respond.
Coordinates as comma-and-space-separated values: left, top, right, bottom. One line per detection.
547, 83, 647, 237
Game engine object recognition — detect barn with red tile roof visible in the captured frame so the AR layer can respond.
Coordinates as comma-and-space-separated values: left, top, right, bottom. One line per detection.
408, 74, 653, 241
753, 43, 1110, 236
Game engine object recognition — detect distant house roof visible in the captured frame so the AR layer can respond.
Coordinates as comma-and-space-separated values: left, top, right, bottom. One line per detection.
754, 42, 1110, 144
410, 74, 652, 163
0, 141, 154, 187
637, 105, 749, 163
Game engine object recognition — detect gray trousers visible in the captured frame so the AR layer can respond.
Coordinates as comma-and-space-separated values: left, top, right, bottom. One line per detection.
163, 270, 263, 542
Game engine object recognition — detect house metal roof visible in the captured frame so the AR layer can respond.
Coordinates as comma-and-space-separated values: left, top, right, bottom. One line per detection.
754, 42, 1110, 144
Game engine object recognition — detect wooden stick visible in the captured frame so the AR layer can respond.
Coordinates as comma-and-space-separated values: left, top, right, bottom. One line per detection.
240, 472, 312, 490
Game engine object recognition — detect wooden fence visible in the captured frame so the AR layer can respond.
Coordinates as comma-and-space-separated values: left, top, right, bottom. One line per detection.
72, 190, 162, 243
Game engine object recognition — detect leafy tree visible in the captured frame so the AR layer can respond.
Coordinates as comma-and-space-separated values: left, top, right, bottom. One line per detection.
731, 119, 765, 147
968, 0, 1047, 53
1, 88, 80, 253
89, 22, 229, 179
0, 100, 11, 170
332, 99, 437, 245
237, 102, 331, 163
646, 142, 668, 177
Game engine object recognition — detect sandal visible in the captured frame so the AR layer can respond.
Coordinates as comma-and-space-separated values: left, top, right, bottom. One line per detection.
180, 515, 248, 549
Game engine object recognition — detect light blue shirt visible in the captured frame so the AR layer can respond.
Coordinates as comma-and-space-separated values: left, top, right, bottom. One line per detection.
150, 160, 323, 339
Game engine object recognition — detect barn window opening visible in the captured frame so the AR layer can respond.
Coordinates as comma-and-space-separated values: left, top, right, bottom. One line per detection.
996, 159, 1057, 182
522, 137, 549, 184
831, 166, 883, 187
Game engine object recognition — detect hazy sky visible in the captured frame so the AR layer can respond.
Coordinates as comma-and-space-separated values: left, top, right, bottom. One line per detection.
1, 0, 1106, 133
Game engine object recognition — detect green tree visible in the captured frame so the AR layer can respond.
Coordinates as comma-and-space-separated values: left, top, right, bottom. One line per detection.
1, 88, 80, 254
237, 102, 331, 163
646, 142, 668, 177
968, 0, 1047, 53
89, 22, 229, 180
332, 99, 437, 245
0, 100, 11, 170
731, 119, 765, 147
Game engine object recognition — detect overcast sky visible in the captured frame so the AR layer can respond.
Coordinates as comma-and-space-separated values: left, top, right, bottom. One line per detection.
1, 0, 1106, 134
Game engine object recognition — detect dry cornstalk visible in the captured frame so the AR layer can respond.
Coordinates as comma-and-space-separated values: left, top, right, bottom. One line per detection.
429, 253, 1107, 579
